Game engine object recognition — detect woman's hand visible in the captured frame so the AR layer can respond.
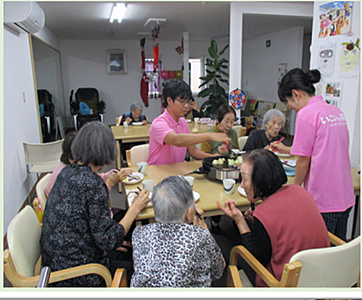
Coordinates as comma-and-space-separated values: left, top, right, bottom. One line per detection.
244, 208, 254, 223
106, 168, 133, 188
125, 117, 132, 123
116, 240, 132, 252
217, 144, 229, 154
193, 204, 208, 229
269, 142, 291, 154
142, 119, 147, 125
130, 188, 150, 213
216, 200, 251, 234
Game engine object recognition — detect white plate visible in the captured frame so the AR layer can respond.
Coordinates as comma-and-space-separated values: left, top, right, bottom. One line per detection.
132, 122, 144, 126
237, 186, 247, 197
122, 172, 144, 185
275, 152, 291, 157
127, 190, 200, 208
185, 119, 192, 123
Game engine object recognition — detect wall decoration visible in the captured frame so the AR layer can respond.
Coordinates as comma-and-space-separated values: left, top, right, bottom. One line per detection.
318, 1, 353, 38
278, 63, 288, 85
107, 49, 127, 75
229, 88, 246, 109
324, 80, 342, 107
317, 41, 336, 76
338, 38, 360, 77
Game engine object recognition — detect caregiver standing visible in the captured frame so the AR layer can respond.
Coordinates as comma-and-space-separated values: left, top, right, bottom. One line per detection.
273, 68, 354, 241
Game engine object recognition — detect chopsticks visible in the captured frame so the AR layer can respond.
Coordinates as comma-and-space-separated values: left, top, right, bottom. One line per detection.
276, 136, 285, 144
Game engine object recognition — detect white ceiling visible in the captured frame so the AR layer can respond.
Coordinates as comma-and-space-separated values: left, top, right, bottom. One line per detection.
37, 1, 313, 42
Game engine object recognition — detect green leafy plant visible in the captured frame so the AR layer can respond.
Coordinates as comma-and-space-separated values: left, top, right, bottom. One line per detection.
198, 39, 229, 118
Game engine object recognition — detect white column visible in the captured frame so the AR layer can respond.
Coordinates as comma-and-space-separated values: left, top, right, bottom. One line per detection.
183, 32, 189, 84
229, 3, 243, 123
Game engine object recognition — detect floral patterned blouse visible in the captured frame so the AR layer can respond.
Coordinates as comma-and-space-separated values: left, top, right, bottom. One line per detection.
130, 223, 224, 287
40, 164, 125, 287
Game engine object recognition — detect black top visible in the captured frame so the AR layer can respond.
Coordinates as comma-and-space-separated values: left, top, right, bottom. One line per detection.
40, 164, 125, 287
243, 129, 283, 151
240, 217, 272, 267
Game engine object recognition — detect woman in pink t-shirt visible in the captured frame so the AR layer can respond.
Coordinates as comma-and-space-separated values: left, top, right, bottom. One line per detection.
272, 68, 355, 241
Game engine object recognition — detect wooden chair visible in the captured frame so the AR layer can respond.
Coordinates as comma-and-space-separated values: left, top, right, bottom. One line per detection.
23, 140, 63, 174
227, 232, 360, 288
4, 206, 127, 287
126, 144, 149, 167
33, 173, 52, 224
238, 136, 248, 151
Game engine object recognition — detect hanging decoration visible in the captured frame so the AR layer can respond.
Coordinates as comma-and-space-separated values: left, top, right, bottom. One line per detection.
168, 71, 176, 79
175, 37, 184, 55
140, 37, 149, 107
175, 70, 183, 79
152, 25, 160, 72
229, 88, 246, 109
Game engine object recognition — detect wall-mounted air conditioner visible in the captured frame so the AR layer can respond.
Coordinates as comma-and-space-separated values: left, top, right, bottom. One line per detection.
4, 1, 45, 34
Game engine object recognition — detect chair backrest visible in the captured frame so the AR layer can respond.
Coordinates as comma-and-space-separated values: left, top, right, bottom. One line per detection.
290, 236, 361, 287
238, 136, 248, 150
36, 173, 52, 209
126, 144, 149, 167
6, 206, 42, 278
23, 139, 63, 173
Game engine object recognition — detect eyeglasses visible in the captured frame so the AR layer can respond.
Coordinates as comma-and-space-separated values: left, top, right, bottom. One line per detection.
175, 98, 192, 106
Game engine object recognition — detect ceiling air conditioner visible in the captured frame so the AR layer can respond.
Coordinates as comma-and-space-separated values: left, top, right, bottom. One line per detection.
4, 1, 45, 34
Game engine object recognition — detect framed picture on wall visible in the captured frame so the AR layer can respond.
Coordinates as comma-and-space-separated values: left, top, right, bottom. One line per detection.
107, 49, 128, 75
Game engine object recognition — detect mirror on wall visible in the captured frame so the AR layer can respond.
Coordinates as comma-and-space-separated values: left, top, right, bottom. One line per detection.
31, 35, 65, 142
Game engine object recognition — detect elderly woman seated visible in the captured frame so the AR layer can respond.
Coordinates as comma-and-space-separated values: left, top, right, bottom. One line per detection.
40, 122, 150, 287
201, 104, 239, 155
120, 101, 147, 125
131, 176, 225, 287
217, 149, 330, 287
243, 109, 286, 151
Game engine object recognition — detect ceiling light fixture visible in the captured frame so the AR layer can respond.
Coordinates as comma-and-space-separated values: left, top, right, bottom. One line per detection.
110, 3, 127, 23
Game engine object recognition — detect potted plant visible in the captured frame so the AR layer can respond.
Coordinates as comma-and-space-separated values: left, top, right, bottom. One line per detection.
198, 39, 229, 118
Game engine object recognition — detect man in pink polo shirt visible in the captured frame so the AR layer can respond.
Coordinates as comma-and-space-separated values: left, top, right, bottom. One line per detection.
147, 79, 231, 165
272, 68, 354, 241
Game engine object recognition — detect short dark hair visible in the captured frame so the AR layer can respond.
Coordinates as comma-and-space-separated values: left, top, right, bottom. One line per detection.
278, 68, 321, 103
71, 121, 117, 166
162, 79, 191, 108
60, 131, 77, 164
244, 149, 287, 199
216, 104, 236, 123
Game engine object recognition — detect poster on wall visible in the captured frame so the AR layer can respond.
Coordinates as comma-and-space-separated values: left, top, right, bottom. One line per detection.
338, 37, 360, 78
324, 80, 342, 107
318, 1, 353, 38
278, 63, 288, 85
317, 41, 336, 76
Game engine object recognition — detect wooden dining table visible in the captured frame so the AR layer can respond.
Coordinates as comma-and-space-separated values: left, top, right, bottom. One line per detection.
111, 121, 212, 168
122, 159, 360, 223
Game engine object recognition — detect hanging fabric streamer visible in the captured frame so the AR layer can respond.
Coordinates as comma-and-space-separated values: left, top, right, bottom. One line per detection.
152, 25, 160, 71
140, 37, 149, 107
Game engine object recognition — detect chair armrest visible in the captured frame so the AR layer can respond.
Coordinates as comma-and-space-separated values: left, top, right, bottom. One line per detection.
229, 245, 301, 287
226, 265, 243, 287
49, 263, 113, 287
126, 150, 132, 167
328, 232, 346, 246
111, 268, 127, 287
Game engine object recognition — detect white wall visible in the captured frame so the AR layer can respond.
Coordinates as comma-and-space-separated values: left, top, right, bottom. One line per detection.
3, 28, 41, 233
242, 26, 304, 102
310, 1, 360, 168
60, 39, 214, 126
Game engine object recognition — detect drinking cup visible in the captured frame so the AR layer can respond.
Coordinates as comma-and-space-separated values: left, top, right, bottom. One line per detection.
123, 121, 128, 128
223, 179, 235, 195
183, 176, 194, 187
137, 162, 147, 174
194, 117, 200, 124
142, 179, 155, 192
